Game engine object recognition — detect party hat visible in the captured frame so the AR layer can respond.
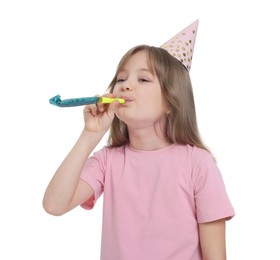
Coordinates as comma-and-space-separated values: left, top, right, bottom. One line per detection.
160, 19, 199, 71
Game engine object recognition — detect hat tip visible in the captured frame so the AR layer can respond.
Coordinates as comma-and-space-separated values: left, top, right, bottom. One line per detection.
160, 19, 200, 71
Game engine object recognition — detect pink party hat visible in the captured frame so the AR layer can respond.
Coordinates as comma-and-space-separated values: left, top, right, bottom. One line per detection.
161, 20, 199, 71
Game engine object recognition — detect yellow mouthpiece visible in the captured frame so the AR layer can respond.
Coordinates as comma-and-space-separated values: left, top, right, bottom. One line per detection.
99, 97, 125, 104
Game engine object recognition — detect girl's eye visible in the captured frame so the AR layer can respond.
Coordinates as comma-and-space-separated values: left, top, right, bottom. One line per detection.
139, 78, 150, 82
116, 78, 125, 83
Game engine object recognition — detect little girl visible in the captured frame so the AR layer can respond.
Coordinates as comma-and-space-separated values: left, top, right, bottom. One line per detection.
43, 21, 235, 260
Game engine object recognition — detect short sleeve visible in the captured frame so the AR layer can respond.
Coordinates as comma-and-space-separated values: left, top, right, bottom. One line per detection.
80, 148, 106, 210
193, 154, 235, 223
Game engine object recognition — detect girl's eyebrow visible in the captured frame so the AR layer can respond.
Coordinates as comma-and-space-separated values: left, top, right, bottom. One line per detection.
138, 68, 153, 74
119, 68, 152, 73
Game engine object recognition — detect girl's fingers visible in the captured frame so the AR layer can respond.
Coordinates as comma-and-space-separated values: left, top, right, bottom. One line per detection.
96, 103, 105, 113
84, 104, 96, 116
84, 103, 107, 117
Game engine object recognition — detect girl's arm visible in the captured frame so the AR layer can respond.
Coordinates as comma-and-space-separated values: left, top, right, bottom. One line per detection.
43, 98, 118, 216
198, 219, 227, 260
42, 130, 103, 216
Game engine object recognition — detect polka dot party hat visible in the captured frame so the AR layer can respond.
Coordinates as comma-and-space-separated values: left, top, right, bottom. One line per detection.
161, 19, 199, 71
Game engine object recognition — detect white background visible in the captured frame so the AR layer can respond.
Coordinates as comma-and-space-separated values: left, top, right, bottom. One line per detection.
1, 0, 279, 259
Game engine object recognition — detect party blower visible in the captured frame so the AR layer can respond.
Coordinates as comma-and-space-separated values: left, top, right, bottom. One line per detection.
49, 95, 125, 107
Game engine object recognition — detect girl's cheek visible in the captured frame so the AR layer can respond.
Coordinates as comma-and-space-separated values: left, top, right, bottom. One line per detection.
112, 85, 119, 95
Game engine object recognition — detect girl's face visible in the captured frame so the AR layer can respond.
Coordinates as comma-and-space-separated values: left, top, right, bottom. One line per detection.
113, 50, 168, 130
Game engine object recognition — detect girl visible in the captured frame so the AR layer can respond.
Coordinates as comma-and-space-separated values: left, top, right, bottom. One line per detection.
43, 23, 234, 260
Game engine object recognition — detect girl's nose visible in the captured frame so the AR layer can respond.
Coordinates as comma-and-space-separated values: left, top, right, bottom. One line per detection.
121, 84, 131, 91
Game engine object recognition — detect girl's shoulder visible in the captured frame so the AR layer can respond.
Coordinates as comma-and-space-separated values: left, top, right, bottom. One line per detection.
92, 145, 126, 160
171, 143, 212, 158
169, 144, 216, 169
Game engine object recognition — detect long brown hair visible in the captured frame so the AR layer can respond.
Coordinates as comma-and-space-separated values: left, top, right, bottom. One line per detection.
106, 45, 209, 152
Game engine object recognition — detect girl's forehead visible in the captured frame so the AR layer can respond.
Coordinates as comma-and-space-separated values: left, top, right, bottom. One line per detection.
119, 51, 154, 73
127, 50, 148, 63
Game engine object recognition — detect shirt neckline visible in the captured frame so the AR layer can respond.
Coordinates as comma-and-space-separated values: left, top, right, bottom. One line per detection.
126, 143, 176, 154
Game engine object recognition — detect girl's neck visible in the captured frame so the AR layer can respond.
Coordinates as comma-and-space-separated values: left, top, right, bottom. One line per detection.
128, 126, 171, 151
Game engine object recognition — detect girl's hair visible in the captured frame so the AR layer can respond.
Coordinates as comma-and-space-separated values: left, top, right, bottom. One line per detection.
106, 45, 209, 152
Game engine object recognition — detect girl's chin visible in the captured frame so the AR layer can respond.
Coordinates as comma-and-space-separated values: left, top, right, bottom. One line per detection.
115, 112, 141, 125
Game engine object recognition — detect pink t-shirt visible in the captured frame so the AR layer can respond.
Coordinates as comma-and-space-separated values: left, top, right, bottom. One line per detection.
80, 144, 235, 260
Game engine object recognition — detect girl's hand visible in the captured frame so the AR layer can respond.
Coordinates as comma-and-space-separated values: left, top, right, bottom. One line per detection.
83, 93, 118, 134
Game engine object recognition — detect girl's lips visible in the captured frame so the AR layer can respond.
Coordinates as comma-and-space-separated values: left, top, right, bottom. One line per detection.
119, 96, 133, 102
